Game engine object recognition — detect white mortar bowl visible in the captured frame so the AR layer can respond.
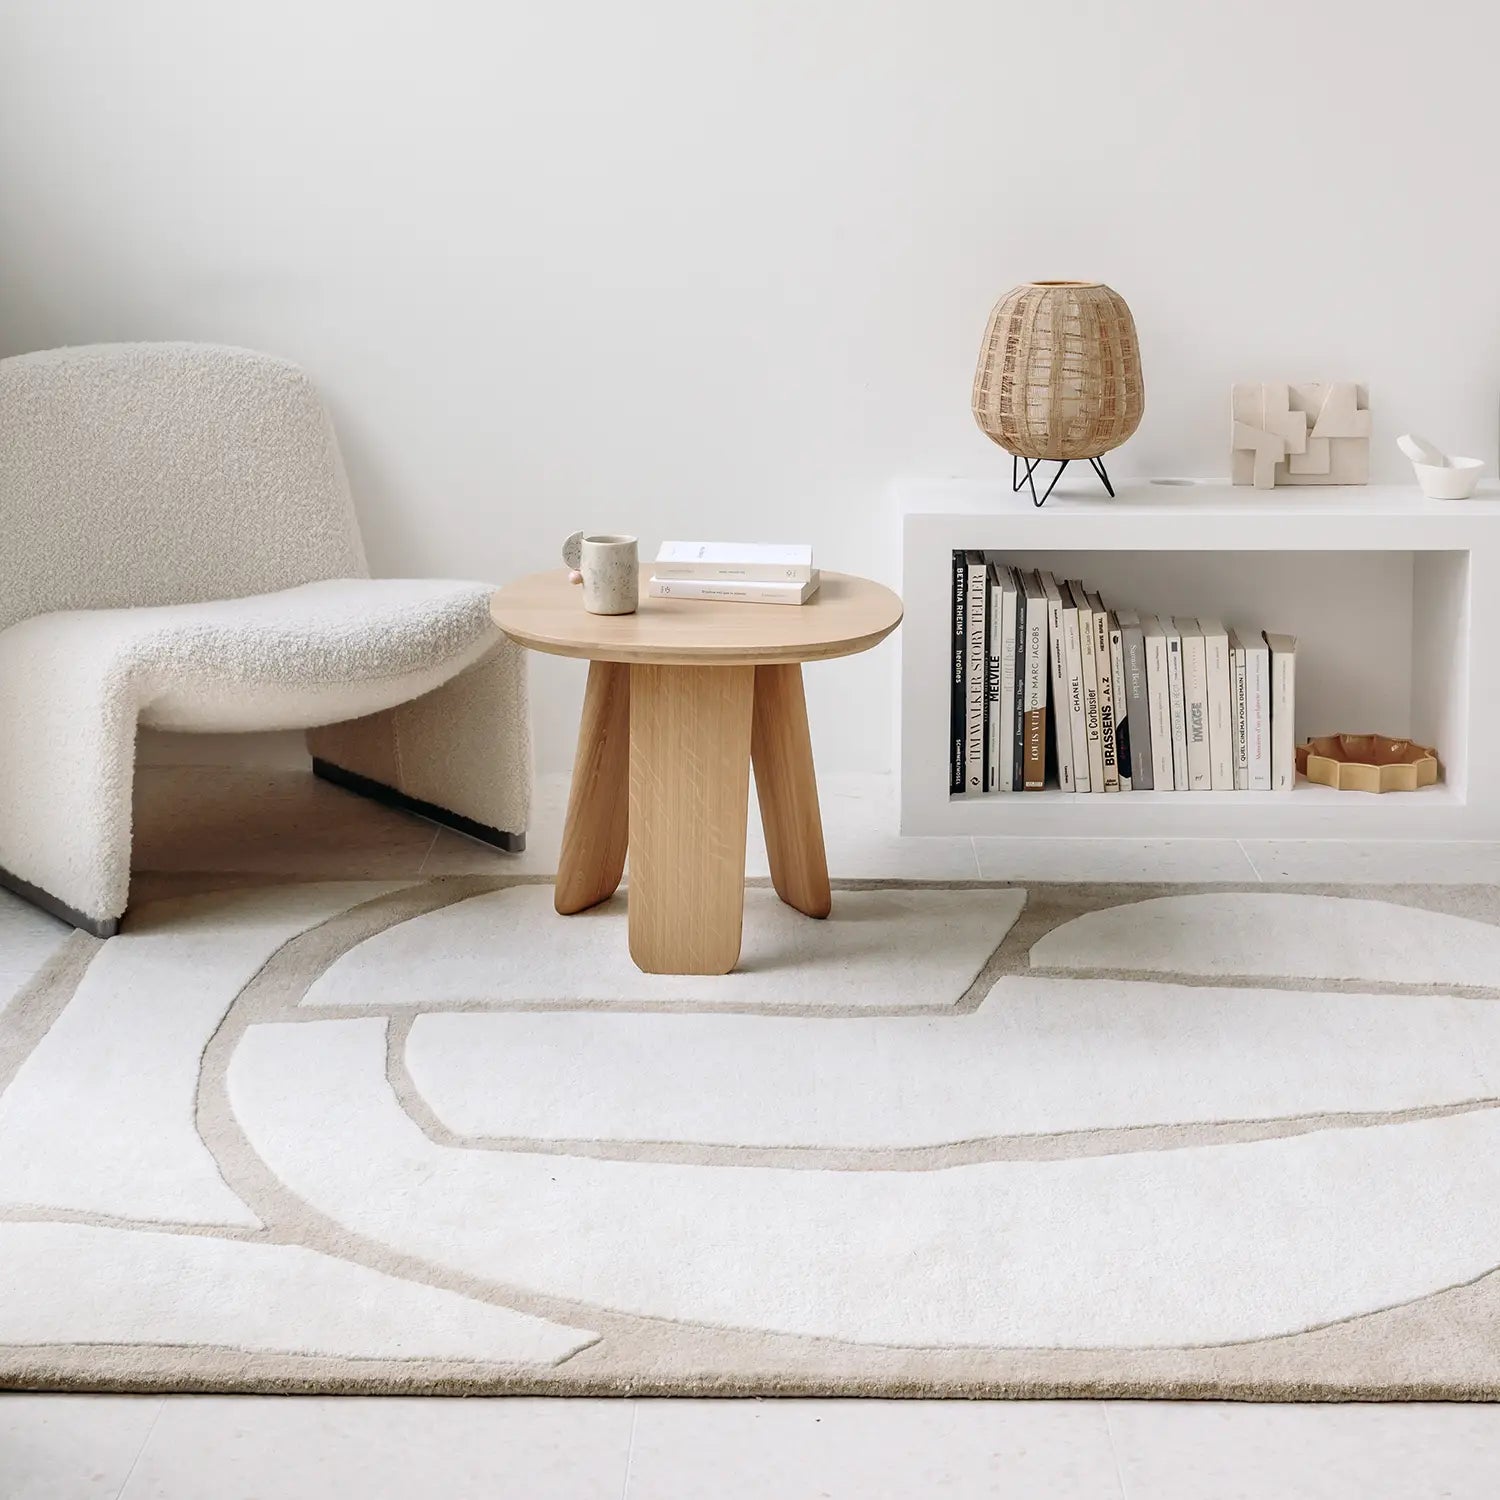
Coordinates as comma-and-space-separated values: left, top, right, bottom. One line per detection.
1412, 456, 1484, 500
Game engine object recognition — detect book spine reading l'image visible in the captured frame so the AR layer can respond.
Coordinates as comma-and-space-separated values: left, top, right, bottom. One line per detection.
1119, 609, 1152, 791
1175, 617, 1209, 791
964, 551, 987, 794
1090, 592, 1120, 793
1041, 573, 1074, 792
950, 552, 966, 795
1164, 619, 1189, 792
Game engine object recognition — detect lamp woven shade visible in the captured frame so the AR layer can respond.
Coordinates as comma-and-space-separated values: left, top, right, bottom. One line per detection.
972, 281, 1144, 461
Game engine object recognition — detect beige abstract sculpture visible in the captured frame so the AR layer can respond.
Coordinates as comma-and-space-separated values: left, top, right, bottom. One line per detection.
1231, 382, 1371, 488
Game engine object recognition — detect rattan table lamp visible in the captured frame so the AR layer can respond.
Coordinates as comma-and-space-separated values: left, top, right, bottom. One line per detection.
971, 280, 1144, 505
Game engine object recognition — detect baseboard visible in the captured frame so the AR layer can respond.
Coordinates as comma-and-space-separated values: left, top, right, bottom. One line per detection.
311, 759, 527, 853
0, 864, 119, 938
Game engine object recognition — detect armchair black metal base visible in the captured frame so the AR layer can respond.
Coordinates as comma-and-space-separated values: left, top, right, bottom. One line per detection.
312, 758, 527, 854
0, 863, 120, 939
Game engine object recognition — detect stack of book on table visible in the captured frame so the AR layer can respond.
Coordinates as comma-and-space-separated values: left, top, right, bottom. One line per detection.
950, 550, 1298, 795
649, 542, 819, 605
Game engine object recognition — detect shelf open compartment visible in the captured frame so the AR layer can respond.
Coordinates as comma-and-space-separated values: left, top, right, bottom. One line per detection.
899, 481, 1496, 839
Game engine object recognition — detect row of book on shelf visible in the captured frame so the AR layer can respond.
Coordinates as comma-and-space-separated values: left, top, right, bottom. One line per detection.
949, 552, 1297, 795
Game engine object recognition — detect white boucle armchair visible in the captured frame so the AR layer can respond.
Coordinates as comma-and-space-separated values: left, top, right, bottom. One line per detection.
0, 342, 531, 936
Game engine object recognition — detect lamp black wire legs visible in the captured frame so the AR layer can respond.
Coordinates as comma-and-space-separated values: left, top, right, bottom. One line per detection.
1011, 453, 1116, 506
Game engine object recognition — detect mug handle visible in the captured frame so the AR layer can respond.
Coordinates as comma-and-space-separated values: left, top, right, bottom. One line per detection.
561, 530, 584, 571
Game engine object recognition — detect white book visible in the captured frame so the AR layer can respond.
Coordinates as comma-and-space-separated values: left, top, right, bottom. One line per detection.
964, 552, 987, 794
648, 571, 819, 605
1040, 573, 1074, 792
1174, 617, 1210, 791
990, 565, 1020, 793
1199, 618, 1234, 791
1228, 628, 1249, 791
1107, 614, 1132, 792
1244, 632, 1271, 790
1020, 571, 1048, 790
1089, 592, 1121, 793
1163, 618, 1189, 792
1061, 582, 1090, 792
1073, 583, 1105, 793
1265, 632, 1298, 792
1141, 615, 1176, 791
984, 565, 1004, 794
654, 540, 813, 583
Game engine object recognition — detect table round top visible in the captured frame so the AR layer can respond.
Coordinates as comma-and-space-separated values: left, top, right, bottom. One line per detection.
489, 565, 903, 665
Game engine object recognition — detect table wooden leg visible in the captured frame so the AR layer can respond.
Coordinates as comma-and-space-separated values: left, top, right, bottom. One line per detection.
751, 663, 832, 919
627, 662, 754, 974
555, 660, 630, 915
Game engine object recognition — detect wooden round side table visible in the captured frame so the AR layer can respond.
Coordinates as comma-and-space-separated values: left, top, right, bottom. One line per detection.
490, 565, 903, 975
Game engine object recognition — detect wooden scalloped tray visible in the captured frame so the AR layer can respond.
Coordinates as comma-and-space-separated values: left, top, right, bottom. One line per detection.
1294, 734, 1439, 793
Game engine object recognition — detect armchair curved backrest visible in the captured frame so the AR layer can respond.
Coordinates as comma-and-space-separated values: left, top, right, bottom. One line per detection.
0, 342, 368, 633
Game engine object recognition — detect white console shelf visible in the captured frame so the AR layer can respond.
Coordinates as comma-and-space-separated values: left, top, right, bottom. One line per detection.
900, 476, 1500, 839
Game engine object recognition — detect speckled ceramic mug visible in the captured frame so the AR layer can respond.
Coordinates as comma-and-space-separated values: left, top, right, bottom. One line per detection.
562, 531, 638, 615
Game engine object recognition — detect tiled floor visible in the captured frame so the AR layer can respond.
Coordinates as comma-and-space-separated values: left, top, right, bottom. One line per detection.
8, 763, 1500, 1498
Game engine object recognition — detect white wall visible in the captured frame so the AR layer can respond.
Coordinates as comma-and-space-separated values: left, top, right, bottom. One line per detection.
5, 0, 1499, 774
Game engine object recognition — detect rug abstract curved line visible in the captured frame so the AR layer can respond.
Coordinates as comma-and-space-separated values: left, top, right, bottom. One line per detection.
4, 876, 1500, 1398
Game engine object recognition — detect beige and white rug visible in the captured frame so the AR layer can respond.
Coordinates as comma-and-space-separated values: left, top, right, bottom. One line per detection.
4, 875, 1500, 1400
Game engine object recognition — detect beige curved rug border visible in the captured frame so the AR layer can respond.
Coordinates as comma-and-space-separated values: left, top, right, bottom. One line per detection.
5, 874, 1500, 1399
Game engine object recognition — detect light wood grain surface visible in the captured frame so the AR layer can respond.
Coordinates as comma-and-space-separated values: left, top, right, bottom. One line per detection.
750, 663, 831, 919
490, 565, 902, 665
554, 660, 630, 915
627, 664, 755, 974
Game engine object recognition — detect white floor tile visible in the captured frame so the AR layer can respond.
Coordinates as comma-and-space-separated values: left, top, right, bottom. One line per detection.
974, 837, 1256, 883
1242, 839, 1500, 885
1105, 1400, 1500, 1500
116, 1395, 635, 1500
624, 1399, 1123, 1500
0, 1394, 162, 1500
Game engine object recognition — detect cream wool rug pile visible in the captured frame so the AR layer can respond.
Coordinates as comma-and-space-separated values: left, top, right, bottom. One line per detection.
4, 875, 1500, 1400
